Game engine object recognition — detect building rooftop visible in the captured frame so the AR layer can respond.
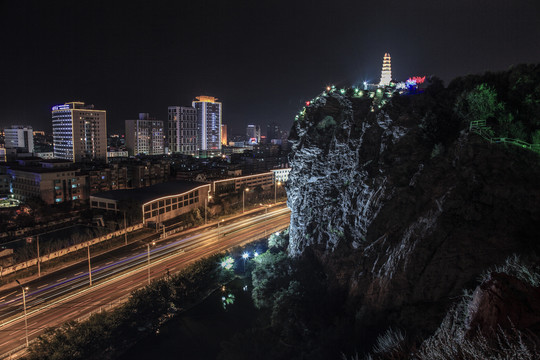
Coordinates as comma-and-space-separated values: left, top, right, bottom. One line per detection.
91, 180, 209, 204
6, 165, 80, 174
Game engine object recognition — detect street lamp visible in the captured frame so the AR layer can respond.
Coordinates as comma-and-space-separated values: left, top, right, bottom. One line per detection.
243, 188, 249, 213
242, 252, 249, 272
15, 280, 29, 347
147, 241, 156, 284
205, 195, 212, 225
275, 181, 281, 204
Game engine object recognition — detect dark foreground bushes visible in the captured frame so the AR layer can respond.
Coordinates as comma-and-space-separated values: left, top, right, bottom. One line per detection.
23, 253, 234, 360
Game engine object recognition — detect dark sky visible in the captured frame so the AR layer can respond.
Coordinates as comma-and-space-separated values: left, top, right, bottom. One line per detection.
1, 0, 539, 135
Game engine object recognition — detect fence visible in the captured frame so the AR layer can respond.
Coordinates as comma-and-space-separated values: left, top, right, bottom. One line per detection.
469, 120, 540, 154
0, 220, 290, 360
0, 224, 143, 278
0, 216, 79, 241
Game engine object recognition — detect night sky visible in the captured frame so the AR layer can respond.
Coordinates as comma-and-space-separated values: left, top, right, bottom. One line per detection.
1, 0, 539, 134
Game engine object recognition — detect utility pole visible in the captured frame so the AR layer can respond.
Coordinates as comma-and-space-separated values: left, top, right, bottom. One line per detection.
36, 234, 40, 277
123, 211, 127, 245
87, 243, 92, 286
15, 280, 29, 347
147, 241, 155, 284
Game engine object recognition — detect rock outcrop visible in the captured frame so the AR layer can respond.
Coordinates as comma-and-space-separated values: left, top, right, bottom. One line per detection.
286, 86, 540, 337
466, 272, 540, 337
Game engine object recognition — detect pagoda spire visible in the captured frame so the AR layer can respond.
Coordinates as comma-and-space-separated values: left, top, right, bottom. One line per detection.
379, 53, 392, 86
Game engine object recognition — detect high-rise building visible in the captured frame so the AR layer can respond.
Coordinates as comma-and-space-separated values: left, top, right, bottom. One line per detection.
4, 125, 34, 153
266, 122, 280, 142
221, 124, 228, 146
168, 106, 198, 155
125, 113, 164, 156
52, 102, 107, 162
246, 124, 261, 144
379, 53, 392, 86
193, 96, 222, 156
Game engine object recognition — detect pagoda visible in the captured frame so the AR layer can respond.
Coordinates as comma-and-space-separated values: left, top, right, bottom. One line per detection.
379, 53, 392, 86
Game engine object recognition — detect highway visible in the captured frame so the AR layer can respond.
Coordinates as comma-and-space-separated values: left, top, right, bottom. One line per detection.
0, 206, 291, 358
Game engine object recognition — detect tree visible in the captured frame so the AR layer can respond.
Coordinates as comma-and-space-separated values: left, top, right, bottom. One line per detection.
118, 198, 142, 224
458, 84, 505, 123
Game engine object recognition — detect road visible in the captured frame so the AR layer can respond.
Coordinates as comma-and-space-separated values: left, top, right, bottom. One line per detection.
0, 206, 291, 358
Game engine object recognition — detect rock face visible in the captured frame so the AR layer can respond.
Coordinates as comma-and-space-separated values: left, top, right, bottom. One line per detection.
466, 272, 540, 336
286, 88, 540, 335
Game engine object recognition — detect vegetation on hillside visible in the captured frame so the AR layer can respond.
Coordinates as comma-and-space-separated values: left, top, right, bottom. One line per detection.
23, 253, 234, 360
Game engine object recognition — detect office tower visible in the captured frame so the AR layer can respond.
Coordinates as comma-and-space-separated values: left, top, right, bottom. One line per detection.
246, 124, 261, 144
52, 102, 107, 162
4, 125, 34, 153
379, 53, 392, 86
221, 124, 228, 146
266, 122, 280, 141
192, 96, 222, 156
168, 106, 198, 155
125, 113, 164, 156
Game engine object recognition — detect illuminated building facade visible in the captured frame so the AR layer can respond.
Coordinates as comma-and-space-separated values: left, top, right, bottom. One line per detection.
221, 124, 228, 146
246, 124, 261, 144
168, 106, 198, 155
4, 126, 34, 153
125, 113, 164, 156
52, 102, 107, 162
89, 180, 210, 225
379, 53, 392, 86
6, 160, 86, 204
193, 96, 222, 157
212, 172, 273, 195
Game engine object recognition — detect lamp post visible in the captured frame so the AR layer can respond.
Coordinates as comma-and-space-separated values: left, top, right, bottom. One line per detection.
15, 280, 29, 347
274, 181, 281, 204
87, 243, 92, 286
205, 195, 212, 225
243, 188, 249, 213
242, 252, 249, 273
147, 241, 155, 284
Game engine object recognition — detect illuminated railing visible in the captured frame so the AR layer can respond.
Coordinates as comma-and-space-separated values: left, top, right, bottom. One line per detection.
469, 120, 540, 154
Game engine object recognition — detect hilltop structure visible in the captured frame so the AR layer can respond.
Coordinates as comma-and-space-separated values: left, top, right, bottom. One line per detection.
379, 52, 392, 86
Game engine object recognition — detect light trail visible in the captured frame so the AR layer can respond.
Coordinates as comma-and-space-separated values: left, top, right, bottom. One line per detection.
0, 207, 290, 357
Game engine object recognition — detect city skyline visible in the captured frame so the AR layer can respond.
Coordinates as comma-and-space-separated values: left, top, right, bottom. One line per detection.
1, 1, 540, 133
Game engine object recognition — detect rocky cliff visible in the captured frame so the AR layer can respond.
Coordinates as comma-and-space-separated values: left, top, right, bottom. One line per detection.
286, 78, 540, 338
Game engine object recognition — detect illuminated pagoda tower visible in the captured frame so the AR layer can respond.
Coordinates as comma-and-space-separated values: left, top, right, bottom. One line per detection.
379, 53, 392, 86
